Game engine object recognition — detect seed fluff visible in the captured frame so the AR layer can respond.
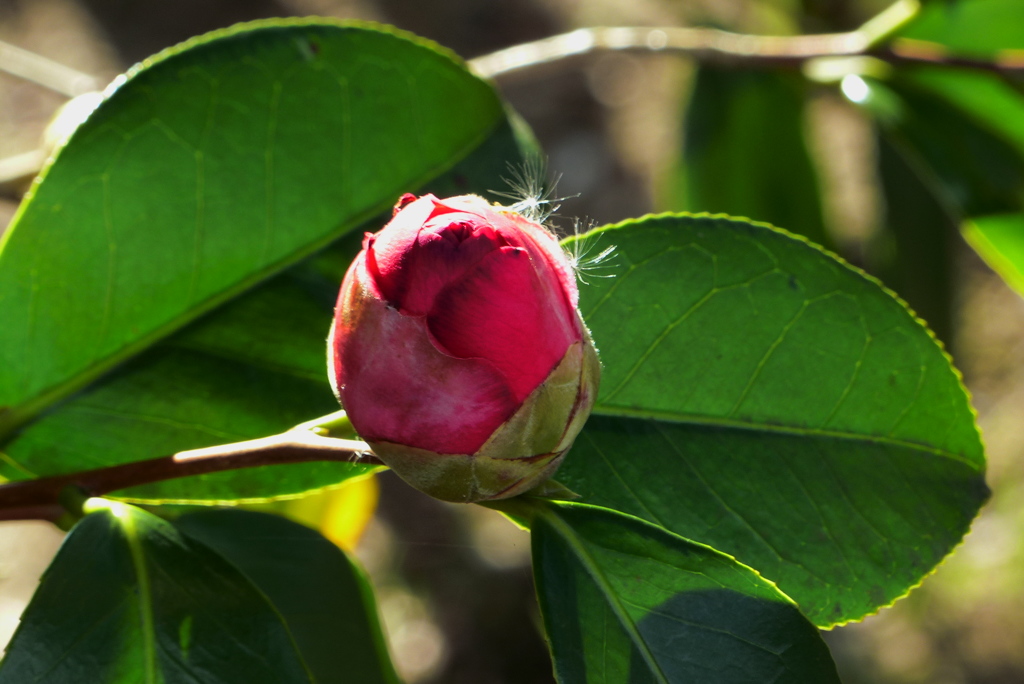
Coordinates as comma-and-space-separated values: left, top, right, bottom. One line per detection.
491, 158, 617, 284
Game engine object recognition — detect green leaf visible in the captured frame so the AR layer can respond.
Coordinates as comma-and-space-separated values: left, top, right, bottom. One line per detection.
963, 212, 1024, 294
0, 232, 376, 497
662, 67, 830, 248
560, 214, 987, 627
531, 501, 841, 684
174, 509, 399, 684
869, 71, 1024, 218
0, 19, 506, 442
0, 21, 531, 501
898, 0, 1024, 56
0, 502, 324, 682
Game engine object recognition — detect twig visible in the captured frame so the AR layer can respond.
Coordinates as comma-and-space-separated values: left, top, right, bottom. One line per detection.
470, 27, 1024, 81
470, 26, 867, 79
2, 0, 1016, 194
0, 148, 47, 195
0, 40, 103, 195
0, 430, 381, 522
0, 39, 101, 97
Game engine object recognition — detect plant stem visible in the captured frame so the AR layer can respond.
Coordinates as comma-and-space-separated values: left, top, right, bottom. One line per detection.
468, 0, 1015, 81
858, 0, 921, 49
0, 39, 101, 98
0, 429, 381, 523
470, 26, 862, 79
1, 1, 1014, 193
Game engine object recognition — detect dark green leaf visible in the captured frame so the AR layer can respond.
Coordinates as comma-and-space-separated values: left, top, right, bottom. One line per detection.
532, 501, 840, 684
175, 509, 399, 684
850, 68, 1024, 301
0, 19, 506, 444
0, 502, 316, 682
869, 134, 957, 344
663, 67, 830, 248
560, 215, 987, 627
869, 71, 1024, 218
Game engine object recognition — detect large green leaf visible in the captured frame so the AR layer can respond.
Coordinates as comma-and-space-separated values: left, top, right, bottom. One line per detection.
0, 502, 398, 682
0, 119, 529, 501
0, 21, 530, 501
559, 215, 987, 627
663, 67, 830, 248
0, 234, 370, 496
531, 501, 840, 683
0, 19, 506, 442
174, 509, 399, 684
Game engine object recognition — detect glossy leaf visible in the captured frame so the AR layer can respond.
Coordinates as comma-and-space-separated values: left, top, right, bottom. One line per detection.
663, 67, 830, 248
0, 503, 314, 682
559, 214, 987, 627
0, 23, 530, 502
0, 19, 506, 443
963, 213, 1024, 295
174, 509, 399, 684
531, 501, 841, 683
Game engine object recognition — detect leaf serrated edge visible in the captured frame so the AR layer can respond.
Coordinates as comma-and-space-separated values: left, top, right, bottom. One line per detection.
819, 485, 987, 630
562, 210, 992, 629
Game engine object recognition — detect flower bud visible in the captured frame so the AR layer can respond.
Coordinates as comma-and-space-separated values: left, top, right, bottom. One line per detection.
328, 193, 600, 503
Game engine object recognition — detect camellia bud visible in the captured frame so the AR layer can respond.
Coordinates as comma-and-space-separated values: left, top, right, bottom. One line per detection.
328, 193, 600, 503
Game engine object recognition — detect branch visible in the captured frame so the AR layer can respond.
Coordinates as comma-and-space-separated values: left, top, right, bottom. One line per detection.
467, 0, 1022, 81
470, 26, 869, 79
0, 39, 101, 97
0, 149, 47, 196
1, 0, 1014, 196
0, 429, 382, 522
470, 28, 1024, 80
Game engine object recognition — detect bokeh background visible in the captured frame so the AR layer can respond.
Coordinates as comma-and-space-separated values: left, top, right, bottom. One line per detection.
2, 0, 1023, 682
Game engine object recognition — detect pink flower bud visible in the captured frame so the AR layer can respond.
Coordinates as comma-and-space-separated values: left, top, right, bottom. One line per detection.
328, 193, 600, 503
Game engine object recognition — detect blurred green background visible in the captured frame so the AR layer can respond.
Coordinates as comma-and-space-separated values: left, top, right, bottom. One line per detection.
1, 0, 1022, 682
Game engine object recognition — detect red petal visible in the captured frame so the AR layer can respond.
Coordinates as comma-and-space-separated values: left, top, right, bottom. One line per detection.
501, 211, 580, 316
428, 245, 579, 401
333, 259, 518, 454
366, 196, 433, 301
392, 193, 418, 216
395, 214, 505, 314
370, 196, 508, 315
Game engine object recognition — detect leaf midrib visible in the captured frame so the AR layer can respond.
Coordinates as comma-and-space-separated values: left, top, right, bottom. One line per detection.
120, 511, 157, 683
541, 507, 671, 684
592, 404, 982, 471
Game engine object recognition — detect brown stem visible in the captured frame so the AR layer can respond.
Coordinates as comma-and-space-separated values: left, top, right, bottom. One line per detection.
468, 26, 1024, 81
0, 431, 382, 522
3, 4, 1014, 194
0, 39, 101, 98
